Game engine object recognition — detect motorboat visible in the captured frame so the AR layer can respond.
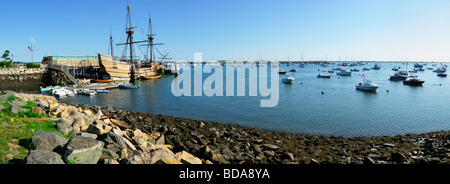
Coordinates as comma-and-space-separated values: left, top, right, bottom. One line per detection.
371, 63, 381, 70
392, 67, 398, 71
66, 90, 75, 97
414, 68, 425, 72
52, 88, 68, 97
327, 70, 334, 73
317, 73, 331, 78
350, 68, 359, 72
282, 73, 294, 84
336, 69, 352, 76
289, 68, 297, 72
362, 67, 370, 71
414, 63, 424, 68
119, 83, 140, 89
389, 73, 408, 81
403, 76, 425, 86
398, 71, 408, 76
434, 68, 446, 73
82, 89, 97, 96
278, 68, 287, 74
437, 73, 447, 77
92, 89, 110, 93
356, 78, 379, 91
41, 86, 60, 94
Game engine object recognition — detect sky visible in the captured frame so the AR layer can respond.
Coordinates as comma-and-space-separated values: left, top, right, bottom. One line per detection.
1, 0, 450, 62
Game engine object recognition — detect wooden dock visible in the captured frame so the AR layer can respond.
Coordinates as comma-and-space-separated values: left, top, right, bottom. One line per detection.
65, 83, 119, 90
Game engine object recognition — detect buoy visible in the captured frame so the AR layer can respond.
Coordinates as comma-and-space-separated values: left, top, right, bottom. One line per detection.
301, 82, 303, 84
321, 91, 324, 94
386, 90, 389, 92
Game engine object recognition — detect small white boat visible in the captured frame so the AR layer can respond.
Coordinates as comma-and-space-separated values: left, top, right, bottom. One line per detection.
282, 73, 294, 84
82, 89, 97, 96
337, 69, 352, 76
356, 78, 379, 91
317, 73, 331, 78
92, 89, 110, 93
52, 88, 68, 97
119, 83, 140, 89
66, 90, 75, 97
41, 86, 60, 94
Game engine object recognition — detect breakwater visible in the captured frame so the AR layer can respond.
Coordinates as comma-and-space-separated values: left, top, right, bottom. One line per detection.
1, 91, 450, 164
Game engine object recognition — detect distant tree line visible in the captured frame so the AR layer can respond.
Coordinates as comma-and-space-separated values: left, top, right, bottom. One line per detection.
26, 63, 40, 68
0, 50, 39, 68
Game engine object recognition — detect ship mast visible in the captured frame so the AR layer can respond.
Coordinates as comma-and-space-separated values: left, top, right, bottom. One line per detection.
117, 0, 145, 84
141, 15, 163, 63
109, 27, 114, 57
126, 1, 135, 84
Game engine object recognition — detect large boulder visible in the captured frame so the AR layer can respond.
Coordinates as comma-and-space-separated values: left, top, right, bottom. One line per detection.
99, 131, 128, 151
177, 151, 202, 164
130, 147, 180, 164
62, 136, 104, 164
31, 130, 67, 151
26, 150, 65, 164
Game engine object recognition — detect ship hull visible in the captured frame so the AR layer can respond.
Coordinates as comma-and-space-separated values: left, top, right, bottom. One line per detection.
98, 53, 159, 81
98, 53, 131, 79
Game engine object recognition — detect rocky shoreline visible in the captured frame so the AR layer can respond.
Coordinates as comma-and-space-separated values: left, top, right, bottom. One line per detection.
2, 91, 450, 164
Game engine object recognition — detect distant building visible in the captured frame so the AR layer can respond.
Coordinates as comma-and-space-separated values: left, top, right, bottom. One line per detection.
42, 55, 141, 68
42, 55, 100, 67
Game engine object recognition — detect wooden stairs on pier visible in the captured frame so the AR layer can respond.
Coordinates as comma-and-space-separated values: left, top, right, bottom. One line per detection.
47, 64, 80, 86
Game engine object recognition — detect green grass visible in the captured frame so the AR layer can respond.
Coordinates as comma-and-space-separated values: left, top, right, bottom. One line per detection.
0, 112, 57, 164
1, 100, 48, 119
0, 97, 63, 163
6, 95, 15, 102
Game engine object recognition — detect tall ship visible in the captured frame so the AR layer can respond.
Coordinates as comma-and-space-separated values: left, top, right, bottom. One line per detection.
97, 0, 165, 83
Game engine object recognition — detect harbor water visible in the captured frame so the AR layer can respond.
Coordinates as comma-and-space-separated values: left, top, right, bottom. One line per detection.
60, 62, 450, 137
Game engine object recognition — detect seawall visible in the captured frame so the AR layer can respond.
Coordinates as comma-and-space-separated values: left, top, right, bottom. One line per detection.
0, 69, 45, 93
